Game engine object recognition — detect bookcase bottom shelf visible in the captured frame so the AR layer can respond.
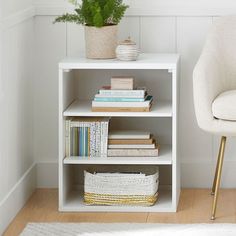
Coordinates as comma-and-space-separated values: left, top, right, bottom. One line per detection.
60, 188, 174, 213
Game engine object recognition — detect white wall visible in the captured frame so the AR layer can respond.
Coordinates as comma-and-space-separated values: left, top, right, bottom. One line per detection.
0, 0, 235, 233
0, 1, 35, 234
34, 1, 236, 189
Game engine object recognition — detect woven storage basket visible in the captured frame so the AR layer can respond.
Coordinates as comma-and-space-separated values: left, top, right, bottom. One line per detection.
84, 25, 118, 59
84, 170, 159, 206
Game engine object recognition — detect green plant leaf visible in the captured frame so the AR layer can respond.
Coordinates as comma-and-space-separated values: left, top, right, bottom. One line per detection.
54, 0, 129, 26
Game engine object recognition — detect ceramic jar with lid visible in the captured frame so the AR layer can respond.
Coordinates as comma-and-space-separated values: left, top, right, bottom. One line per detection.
116, 37, 139, 61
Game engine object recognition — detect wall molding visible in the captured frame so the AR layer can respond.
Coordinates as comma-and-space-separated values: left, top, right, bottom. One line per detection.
0, 163, 36, 235
34, 1, 236, 17
0, 6, 35, 32
1, 1, 234, 32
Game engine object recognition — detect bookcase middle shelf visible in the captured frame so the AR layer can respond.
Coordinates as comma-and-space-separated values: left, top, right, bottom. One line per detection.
63, 144, 172, 165
63, 100, 172, 117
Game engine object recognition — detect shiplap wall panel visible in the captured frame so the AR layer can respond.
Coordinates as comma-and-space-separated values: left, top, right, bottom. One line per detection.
34, 13, 236, 187
67, 23, 84, 56
140, 17, 176, 53
0, 18, 34, 201
176, 17, 213, 164
118, 16, 140, 45
34, 16, 66, 162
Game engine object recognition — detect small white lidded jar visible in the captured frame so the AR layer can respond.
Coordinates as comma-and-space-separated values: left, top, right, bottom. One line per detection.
116, 37, 140, 61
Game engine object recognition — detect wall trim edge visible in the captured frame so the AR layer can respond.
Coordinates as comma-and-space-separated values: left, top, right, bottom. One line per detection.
0, 163, 36, 235
0, 6, 35, 32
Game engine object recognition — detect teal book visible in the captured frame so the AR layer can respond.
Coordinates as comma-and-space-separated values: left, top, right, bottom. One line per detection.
94, 97, 146, 102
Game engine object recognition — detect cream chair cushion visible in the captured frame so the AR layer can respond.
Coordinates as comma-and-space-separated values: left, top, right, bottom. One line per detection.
212, 90, 236, 121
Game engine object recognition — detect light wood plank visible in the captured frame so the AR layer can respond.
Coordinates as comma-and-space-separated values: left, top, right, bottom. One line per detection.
4, 188, 236, 236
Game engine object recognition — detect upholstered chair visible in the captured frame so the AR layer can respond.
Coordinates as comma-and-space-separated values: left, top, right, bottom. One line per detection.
193, 16, 236, 220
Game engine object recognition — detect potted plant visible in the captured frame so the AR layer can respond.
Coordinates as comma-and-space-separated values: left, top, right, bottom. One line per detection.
54, 0, 129, 59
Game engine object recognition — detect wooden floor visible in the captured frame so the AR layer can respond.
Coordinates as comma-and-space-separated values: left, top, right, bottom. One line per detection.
4, 188, 236, 235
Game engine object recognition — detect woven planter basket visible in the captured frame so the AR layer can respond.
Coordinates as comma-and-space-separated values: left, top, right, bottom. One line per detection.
84, 25, 118, 59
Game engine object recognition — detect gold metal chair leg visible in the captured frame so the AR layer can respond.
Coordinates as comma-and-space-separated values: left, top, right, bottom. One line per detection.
211, 136, 227, 220
211, 147, 221, 195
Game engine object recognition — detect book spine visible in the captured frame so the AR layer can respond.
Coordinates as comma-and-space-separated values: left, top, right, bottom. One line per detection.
108, 138, 154, 145
85, 126, 88, 157
94, 97, 145, 102
91, 107, 150, 112
104, 120, 109, 158
72, 128, 76, 156
92, 101, 150, 108
90, 123, 93, 157
74, 127, 77, 156
95, 122, 97, 157
84, 123, 86, 157
83, 124, 86, 157
92, 122, 96, 157
65, 119, 70, 157
77, 127, 79, 156
79, 127, 82, 156
95, 94, 144, 98
95, 121, 101, 157
107, 148, 159, 157
108, 144, 155, 149
99, 90, 145, 96
100, 122, 104, 158
88, 127, 90, 158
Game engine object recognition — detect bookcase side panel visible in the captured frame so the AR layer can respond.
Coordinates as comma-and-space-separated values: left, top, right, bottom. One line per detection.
171, 66, 180, 211
59, 69, 76, 210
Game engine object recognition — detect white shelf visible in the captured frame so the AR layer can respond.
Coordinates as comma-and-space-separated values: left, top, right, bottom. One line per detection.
64, 145, 172, 165
60, 188, 174, 213
59, 53, 179, 70
64, 100, 172, 117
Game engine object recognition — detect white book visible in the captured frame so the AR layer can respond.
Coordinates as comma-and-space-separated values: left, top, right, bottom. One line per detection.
90, 122, 96, 157
95, 94, 145, 98
108, 143, 155, 149
108, 130, 151, 140
100, 122, 104, 157
99, 88, 146, 96
65, 119, 71, 157
107, 147, 159, 157
92, 96, 152, 108
104, 121, 109, 157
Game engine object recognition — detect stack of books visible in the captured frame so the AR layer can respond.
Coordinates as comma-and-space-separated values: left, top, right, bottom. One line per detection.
92, 76, 153, 112
65, 117, 110, 158
107, 130, 159, 157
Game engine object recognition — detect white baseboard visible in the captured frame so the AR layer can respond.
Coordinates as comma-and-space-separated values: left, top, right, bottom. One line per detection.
0, 163, 36, 235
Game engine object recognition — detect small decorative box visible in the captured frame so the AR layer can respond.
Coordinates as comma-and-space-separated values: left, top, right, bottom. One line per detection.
116, 37, 140, 61
111, 76, 134, 90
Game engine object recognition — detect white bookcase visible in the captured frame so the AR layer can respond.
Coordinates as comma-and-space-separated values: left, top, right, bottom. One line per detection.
58, 53, 180, 212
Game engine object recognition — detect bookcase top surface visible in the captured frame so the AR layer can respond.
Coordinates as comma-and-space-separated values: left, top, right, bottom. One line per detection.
59, 53, 180, 70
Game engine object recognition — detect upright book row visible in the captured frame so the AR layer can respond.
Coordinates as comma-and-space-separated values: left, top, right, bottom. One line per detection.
65, 117, 110, 158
